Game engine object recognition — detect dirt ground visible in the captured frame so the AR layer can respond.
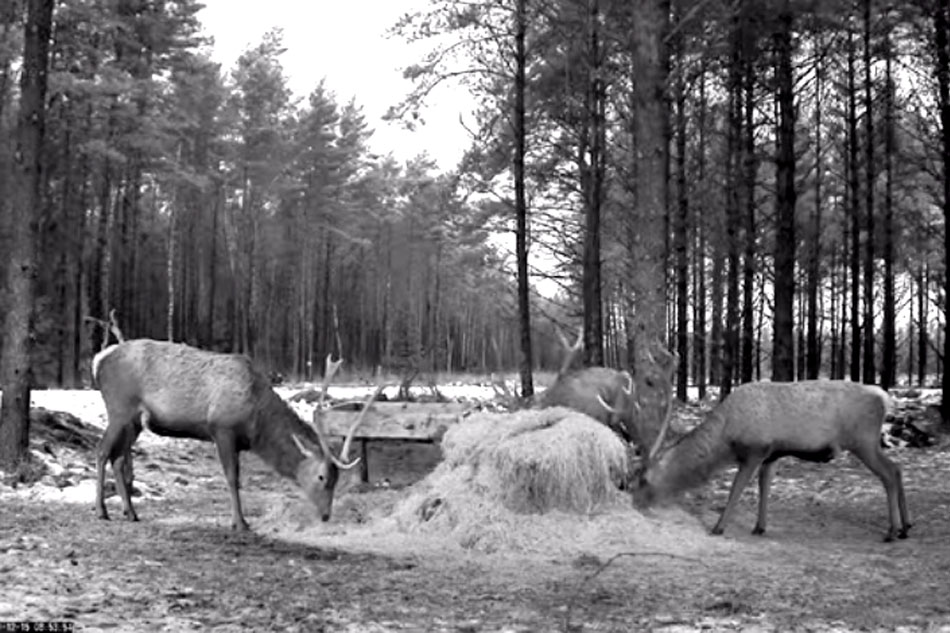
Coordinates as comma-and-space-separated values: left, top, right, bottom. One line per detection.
2, 400, 950, 632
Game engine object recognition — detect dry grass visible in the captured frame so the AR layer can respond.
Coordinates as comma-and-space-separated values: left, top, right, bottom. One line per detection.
330, 407, 712, 555
441, 407, 627, 514
258, 406, 718, 557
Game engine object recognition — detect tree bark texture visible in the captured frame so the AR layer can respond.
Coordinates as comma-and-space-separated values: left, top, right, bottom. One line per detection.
934, 0, 950, 419
861, 0, 876, 385
630, 0, 672, 449
582, 0, 605, 367
514, 0, 534, 397
0, 0, 54, 471
771, 2, 796, 383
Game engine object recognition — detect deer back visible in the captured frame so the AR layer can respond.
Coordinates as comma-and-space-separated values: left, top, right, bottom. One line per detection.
717, 380, 890, 451
95, 340, 266, 436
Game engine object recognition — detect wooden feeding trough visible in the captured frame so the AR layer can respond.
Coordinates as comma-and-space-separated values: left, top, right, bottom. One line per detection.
319, 401, 471, 482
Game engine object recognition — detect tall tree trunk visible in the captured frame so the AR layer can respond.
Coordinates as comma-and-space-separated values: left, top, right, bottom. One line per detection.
908, 321, 915, 386
582, 0, 605, 366
673, 12, 688, 401
629, 0, 671, 449
740, 40, 757, 384
710, 221, 724, 388
935, 0, 950, 417
514, 0, 533, 397
881, 22, 896, 389
205, 188, 219, 348
838, 239, 849, 377
806, 36, 824, 379
847, 24, 862, 382
830, 243, 839, 378
862, 0, 876, 385
772, 1, 796, 382
722, 16, 742, 396
797, 290, 806, 380
0, 0, 54, 471
167, 197, 177, 341
695, 66, 708, 400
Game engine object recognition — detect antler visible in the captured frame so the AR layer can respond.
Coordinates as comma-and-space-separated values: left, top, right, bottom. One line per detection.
647, 407, 672, 462
294, 353, 363, 469
297, 382, 385, 471
320, 353, 344, 405
555, 325, 584, 377
338, 383, 386, 466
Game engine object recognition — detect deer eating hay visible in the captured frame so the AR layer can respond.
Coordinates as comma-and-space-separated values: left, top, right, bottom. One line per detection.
631, 380, 911, 542
94, 342, 382, 530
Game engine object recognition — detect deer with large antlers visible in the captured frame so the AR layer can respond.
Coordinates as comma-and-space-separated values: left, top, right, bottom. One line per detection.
93, 340, 380, 530
631, 380, 911, 542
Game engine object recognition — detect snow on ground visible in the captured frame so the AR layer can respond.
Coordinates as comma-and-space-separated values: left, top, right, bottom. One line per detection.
0, 382, 499, 508
22, 382, 499, 431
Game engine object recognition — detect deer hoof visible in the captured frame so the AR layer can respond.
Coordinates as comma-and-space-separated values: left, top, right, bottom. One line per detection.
97, 510, 110, 521
751, 525, 765, 536
232, 520, 250, 532
710, 526, 724, 536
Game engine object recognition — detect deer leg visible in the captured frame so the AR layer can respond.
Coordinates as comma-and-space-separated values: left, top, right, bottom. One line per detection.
95, 438, 113, 521
116, 414, 143, 520
711, 459, 762, 536
112, 443, 138, 522
96, 416, 137, 521
897, 467, 911, 537
752, 460, 778, 536
853, 446, 908, 542
213, 432, 249, 532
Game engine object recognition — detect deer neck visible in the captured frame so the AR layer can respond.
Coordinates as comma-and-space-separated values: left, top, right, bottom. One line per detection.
249, 391, 314, 480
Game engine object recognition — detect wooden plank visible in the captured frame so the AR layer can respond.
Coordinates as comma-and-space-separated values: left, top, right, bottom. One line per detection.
319, 401, 470, 441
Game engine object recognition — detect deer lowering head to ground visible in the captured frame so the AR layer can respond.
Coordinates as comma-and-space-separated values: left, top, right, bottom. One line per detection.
632, 380, 911, 542
93, 340, 380, 531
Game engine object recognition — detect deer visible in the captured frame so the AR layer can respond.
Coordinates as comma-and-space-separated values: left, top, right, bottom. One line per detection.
93, 339, 382, 531
492, 328, 638, 442
596, 339, 678, 450
631, 380, 912, 542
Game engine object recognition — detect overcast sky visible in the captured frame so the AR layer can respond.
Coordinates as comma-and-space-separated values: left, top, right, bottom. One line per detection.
196, 0, 470, 170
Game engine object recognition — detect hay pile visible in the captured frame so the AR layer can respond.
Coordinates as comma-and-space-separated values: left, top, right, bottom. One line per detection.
440, 407, 627, 513
264, 406, 715, 557
375, 407, 651, 552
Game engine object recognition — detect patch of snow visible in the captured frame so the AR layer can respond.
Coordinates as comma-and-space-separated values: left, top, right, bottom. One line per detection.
28, 389, 110, 429
25, 477, 99, 505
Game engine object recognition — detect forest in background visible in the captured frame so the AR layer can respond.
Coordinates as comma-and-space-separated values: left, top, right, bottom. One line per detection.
0, 0, 949, 405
